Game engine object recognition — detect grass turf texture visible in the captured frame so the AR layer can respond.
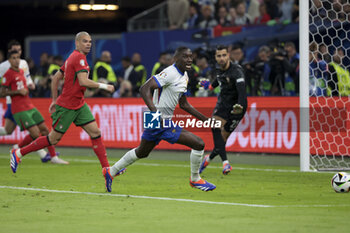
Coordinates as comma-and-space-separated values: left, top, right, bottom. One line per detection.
0, 146, 349, 233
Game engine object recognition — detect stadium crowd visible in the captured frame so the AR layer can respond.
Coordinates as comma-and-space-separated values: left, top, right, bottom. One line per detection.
1, 0, 349, 98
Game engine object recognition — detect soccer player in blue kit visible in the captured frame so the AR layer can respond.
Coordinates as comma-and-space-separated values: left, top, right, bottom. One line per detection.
103, 47, 216, 192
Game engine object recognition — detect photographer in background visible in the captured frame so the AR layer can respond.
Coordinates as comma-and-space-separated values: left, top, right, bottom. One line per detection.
268, 42, 287, 95
283, 41, 299, 96
244, 45, 271, 96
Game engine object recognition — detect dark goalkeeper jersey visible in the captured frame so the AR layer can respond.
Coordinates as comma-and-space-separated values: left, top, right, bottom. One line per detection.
211, 62, 247, 112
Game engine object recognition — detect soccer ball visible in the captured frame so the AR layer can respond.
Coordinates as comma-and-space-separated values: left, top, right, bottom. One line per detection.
331, 172, 350, 193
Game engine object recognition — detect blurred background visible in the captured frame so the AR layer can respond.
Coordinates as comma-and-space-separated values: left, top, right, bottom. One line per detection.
0, 0, 304, 99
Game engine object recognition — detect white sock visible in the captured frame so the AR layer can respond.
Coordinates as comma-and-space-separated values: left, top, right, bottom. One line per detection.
15, 149, 22, 158
206, 155, 211, 162
0, 127, 8, 136
110, 148, 138, 176
223, 160, 229, 165
190, 149, 204, 182
37, 149, 47, 159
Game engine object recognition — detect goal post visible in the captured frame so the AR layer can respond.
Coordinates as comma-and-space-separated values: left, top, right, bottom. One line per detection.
300, 0, 310, 171
301, 0, 350, 171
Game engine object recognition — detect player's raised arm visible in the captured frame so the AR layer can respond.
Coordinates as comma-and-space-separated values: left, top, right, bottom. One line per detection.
179, 94, 208, 121
139, 77, 158, 112
77, 71, 115, 92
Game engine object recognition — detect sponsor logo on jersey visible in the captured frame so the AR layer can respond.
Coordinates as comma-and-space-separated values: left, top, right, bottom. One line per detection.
80, 59, 85, 66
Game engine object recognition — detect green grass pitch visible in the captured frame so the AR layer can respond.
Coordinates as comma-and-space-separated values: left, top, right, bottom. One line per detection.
0, 146, 349, 233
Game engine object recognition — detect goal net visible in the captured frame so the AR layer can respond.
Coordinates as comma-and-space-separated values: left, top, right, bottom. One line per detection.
306, 0, 350, 171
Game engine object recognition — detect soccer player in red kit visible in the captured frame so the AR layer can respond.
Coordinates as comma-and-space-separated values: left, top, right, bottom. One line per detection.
1, 50, 68, 168
10, 32, 124, 191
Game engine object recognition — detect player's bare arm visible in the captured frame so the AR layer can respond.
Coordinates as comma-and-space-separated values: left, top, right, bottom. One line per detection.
139, 77, 158, 112
0, 86, 28, 97
77, 72, 114, 92
49, 70, 64, 113
179, 95, 208, 121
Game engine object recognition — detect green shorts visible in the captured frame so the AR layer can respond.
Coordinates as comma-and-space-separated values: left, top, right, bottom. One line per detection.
13, 108, 45, 131
51, 103, 95, 134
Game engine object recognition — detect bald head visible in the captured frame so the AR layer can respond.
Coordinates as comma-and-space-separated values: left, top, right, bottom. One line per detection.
75, 31, 90, 42
75, 31, 92, 55
101, 51, 112, 63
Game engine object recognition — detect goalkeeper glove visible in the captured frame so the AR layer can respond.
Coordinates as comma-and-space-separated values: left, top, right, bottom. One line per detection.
199, 80, 211, 90
231, 104, 243, 115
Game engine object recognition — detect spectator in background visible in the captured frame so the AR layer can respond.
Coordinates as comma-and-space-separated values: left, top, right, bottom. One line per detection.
168, 0, 189, 30
216, 6, 231, 27
198, 5, 218, 29
48, 55, 63, 76
196, 55, 212, 79
277, 0, 294, 22
328, 48, 350, 96
246, 0, 261, 21
245, 45, 271, 96
264, 0, 280, 19
38, 52, 50, 78
309, 42, 328, 97
197, 0, 216, 12
0, 50, 4, 63
132, 52, 147, 94
183, 2, 201, 29
26, 58, 38, 78
34, 55, 64, 98
283, 42, 299, 96
196, 55, 212, 97
254, 3, 271, 24
228, 6, 237, 26
318, 43, 331, 63
113, 80, 133, 98
234, 1, 251, 26
121, 56, 138, 96
151, 52, 173, 76
215, 0, 232, 12
292, 0, 299, 22
92, 50, 117, 85
230, 44, 245, 65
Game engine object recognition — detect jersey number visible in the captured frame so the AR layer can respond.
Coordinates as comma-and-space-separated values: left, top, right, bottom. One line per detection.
16, 81, 24, 90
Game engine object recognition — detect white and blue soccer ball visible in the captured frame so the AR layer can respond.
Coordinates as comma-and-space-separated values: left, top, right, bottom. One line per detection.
331, 172, 350, 193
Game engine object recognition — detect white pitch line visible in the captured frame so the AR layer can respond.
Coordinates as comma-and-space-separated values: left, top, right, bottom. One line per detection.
0, 185, 272, 208
0, 155, 300, 173
1, 185, 349, 208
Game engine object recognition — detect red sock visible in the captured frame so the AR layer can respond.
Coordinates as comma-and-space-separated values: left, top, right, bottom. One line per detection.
18, 134, 34, 148
91, 136, 109, 167
47, 145, 57, 158
20, 136, 50, 156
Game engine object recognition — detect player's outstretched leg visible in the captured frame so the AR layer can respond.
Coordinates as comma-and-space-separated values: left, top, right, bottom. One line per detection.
10, 149, 21, 173
189, 149, 216, 191
102, 167, 126, 192
189, 179, 216, 191
103, 148, 139, 192
176, 130, 216, 191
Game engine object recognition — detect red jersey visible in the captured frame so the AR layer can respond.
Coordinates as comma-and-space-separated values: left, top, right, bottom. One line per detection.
56, 50, 90, 109
2, 68, 34, 114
